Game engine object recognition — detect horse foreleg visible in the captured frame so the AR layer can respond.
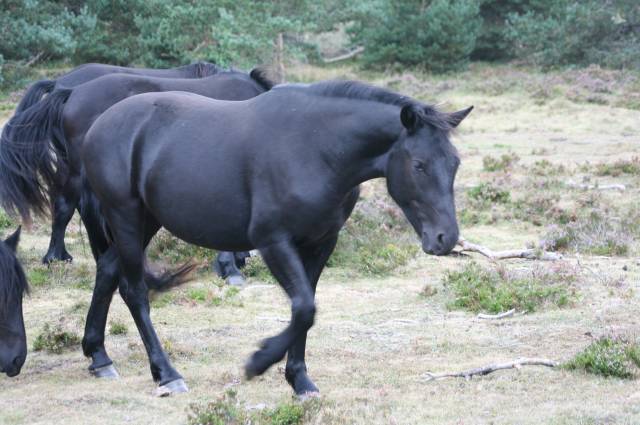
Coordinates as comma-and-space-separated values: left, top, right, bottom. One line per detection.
42, 174, 81, 263
284, 234, 339, 396
245, 240, 316, 380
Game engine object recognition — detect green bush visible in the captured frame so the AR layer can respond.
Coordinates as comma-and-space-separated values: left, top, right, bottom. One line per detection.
542, 208, 638, 256
482, 152, 520, 172
328, 211, 418, 277
109, 321, 128, 336
506, 0, 640, 69
33, 323, 81, 354
443, 262, 573, 313
467, 183, 511, 206
352, 0, 482, 72
564, 337, 640, 379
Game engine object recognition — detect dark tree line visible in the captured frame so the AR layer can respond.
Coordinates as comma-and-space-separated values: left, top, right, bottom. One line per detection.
1, 0, 638, 88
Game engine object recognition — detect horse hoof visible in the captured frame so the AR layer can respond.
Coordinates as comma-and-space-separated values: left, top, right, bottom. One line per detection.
297, 391, 321, 402
90, 364, 119, 379
226, 274, 246, 286
155, 378, 189, 397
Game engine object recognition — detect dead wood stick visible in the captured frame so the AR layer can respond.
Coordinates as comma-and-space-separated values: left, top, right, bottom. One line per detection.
423, 357, 558, 381
323, 46, 365, 63
477, 309, 515, 320
456, 238, 563, 261
565, 181, 625, 191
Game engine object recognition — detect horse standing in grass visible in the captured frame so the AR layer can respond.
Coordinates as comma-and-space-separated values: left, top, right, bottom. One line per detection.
15, 61, 220, 114
0, 227, 28, 378
80, 81, 471, 395
4, 64, 260, 267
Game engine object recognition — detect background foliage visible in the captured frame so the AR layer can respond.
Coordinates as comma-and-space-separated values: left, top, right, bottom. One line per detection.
0, 0, 638, 89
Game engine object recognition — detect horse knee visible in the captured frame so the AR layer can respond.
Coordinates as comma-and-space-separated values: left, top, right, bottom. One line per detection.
292, 300, 316, 330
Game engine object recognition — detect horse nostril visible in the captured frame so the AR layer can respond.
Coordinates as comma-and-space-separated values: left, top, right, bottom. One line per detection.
437, 233, 445, 246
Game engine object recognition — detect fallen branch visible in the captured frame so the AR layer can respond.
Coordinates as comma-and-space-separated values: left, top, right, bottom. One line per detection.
323, 46, 365, 63
477, 309, 515, 320
423, 357, 558, 381
456, 238, 563, 261
566, 181, 625, 191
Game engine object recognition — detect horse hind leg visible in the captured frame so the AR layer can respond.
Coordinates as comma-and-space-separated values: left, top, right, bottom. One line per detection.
42, 174, 82, 264
105, 201, 186, 394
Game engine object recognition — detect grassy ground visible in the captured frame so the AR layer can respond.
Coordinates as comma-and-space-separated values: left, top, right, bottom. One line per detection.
1, 63, 639, 424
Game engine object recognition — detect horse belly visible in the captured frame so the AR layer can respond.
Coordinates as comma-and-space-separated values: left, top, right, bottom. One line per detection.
143, 169, 253, 252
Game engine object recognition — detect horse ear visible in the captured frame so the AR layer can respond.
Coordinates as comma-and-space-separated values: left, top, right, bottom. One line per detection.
400, 105, 418, 131
4, 226, 21, 253
447, 106, 473, 128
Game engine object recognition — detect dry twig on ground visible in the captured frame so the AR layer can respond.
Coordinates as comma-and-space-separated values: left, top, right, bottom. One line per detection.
456, 238, 563, 261
423, 358, 558, 381
477, 309, 516, 320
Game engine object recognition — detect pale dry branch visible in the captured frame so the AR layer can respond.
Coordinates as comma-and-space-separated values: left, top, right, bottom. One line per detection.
456, 238, 563, 261
566, 181, 626, 191
323, 46, 365, 63
477, 309, 515, 320
423, 357, 558, 381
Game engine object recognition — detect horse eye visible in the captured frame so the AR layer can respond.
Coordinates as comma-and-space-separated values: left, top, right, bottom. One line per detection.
413, 160, 427, 174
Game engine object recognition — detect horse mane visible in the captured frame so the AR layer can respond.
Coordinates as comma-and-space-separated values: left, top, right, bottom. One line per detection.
188, 61, 222, 78
0, 239, 28, 318
301, 80, 455, 131
249, 68, 276, 91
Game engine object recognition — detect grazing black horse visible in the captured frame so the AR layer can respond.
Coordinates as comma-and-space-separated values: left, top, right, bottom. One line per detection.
1, 66, 270, 266
0, 226, 28, 378
80, 81, 471, 395
14, 61, 220, 114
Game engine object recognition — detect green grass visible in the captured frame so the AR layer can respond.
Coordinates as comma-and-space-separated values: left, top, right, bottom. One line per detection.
443, 262, 573, 314
243, 256, 275, 283
593, 157, 640, 177
542, 208, 638, 256
32, 324, 81, 354
328, 209, 418, 277
187, 389, 315, 425
0, 209, 14, 230
27, 266, 48, 287
482, 152, 520, 172
109, 321, 128, 336
564, 337, 640, 379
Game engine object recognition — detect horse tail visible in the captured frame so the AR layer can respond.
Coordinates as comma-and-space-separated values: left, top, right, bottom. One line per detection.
145, 262, 197, 293
79, 186, 196, 292
0, 88, 72, 222
14, 80, 56, 113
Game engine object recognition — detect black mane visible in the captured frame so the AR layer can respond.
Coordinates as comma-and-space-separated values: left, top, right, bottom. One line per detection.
0, 239, 28, 317
299, 80, 454, 131
187, 61, 223, 78
249, 68, 276, 91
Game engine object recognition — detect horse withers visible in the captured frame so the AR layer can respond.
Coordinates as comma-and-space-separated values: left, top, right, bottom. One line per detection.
81, 81, 472, 396
0, 227, 28, 378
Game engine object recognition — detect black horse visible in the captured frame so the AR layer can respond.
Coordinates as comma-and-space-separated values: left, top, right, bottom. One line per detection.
14, 61, 220, 114
80, 81, 471, 395
2, 66, 270, 267
0, 226, 28, 378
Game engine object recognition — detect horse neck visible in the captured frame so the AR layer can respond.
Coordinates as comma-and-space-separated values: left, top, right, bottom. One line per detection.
317, 98, 402, 191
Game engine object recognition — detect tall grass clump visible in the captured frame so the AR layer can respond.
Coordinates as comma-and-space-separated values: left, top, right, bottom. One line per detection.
443, 262, 574, 314
328, 210, 418, 277
33, 323, 81, 354
187, 389, 318, 425
564, 337, 640, 379
543, 208, 639, 256
482, 152, 519, 172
